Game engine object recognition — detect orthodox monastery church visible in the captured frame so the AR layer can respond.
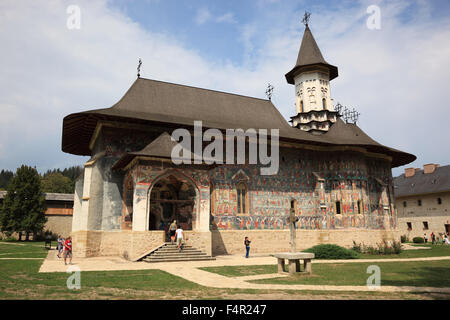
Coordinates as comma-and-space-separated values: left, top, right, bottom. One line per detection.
62, 23, 415, 259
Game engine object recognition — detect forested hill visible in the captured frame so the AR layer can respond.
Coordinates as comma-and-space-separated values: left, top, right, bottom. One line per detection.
0, 166, 83, 193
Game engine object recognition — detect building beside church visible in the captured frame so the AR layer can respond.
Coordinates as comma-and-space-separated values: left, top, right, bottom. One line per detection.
62, 23, 415, 259
394, 164, 450, 239
0, 191, 74, 237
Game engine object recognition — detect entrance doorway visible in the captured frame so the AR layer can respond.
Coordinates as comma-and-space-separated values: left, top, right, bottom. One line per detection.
445, 224, 450, 235
149, 174, 197, 240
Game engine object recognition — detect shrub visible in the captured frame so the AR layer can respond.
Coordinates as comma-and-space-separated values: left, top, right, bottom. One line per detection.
413, 237, 425, 243
352, 241, 362, 253
35, 230, 58, 241
400, 235, 408, 243
304, 244, 358, 259
352, 240, 402, 255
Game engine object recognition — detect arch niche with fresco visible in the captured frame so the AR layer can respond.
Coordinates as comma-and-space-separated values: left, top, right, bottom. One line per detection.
148, 174, 198, 234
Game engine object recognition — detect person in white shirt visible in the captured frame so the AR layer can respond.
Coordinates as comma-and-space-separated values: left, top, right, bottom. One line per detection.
175, 226, 184, 251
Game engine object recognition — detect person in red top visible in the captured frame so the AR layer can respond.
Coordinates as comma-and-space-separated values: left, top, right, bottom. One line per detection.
63, 236, 72, 265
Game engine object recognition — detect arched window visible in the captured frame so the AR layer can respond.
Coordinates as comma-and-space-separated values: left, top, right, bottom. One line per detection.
300, 100, 304, 112
236, 182, 248, 214
322, 98, 327, 110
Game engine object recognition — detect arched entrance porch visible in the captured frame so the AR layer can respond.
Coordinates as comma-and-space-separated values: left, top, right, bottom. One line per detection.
148, 173, 199, 240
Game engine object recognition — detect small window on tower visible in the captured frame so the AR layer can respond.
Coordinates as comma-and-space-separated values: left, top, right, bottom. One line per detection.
407, 222, 412, 231
403, 201, 407, 207
418, 199, 422, 206
322, 98, 326, 110
437, 198, 442, 205
300, 100, 304, 112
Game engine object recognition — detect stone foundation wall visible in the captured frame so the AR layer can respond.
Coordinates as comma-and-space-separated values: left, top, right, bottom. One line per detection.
184, 231, 212, 256
72, 229, 400, 259
212, 229, 401, 255
71, 230, 165, 260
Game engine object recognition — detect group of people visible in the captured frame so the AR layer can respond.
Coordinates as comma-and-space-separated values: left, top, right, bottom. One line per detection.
424, 232, 450, 245
56, 235, 72, 265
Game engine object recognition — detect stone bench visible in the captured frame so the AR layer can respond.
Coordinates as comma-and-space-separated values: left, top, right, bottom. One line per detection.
271, 252, 315, 274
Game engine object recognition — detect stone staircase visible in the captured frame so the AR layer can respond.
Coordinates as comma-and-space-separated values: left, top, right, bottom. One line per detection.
140, 243, 216, 263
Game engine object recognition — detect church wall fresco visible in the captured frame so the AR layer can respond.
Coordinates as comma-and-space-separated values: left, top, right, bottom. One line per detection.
209, 147, 395, 231
91, 128, 395, 233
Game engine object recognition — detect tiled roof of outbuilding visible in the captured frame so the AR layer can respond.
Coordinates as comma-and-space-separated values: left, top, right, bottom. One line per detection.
394, 165, 450, 197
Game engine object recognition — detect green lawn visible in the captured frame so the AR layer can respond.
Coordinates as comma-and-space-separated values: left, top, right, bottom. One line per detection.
357, 244, 450, 259
1, 240, 449, 300
201, 260, 450, 288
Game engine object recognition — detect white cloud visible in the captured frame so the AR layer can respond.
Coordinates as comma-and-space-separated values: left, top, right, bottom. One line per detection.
194, 7, 236, 25
216, 12, 237, 24
0, 0, 449, 177
194, 7, 212, 25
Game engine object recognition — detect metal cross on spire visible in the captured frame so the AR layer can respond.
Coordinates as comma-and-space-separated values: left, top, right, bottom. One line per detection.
301, 11, 311, 27
265, 83, 274, 101
137, 58, 142, 78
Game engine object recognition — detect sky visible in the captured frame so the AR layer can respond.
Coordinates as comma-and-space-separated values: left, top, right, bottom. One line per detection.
0, 0, 449, 177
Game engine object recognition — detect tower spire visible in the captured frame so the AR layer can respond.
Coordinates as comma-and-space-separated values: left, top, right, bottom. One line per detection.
287, 13, 339, 134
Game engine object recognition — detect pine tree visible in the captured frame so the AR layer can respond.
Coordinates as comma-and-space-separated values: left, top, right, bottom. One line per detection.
0, 165, 47, 240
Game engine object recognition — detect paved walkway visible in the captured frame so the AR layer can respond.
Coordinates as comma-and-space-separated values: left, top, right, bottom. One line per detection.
38, 251, 450, 294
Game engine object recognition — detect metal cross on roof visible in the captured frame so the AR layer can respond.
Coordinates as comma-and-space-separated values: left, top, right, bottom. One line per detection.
340, 106, 360, 124
335, 102, 344, 114
137, 58, 142, 78
301, 11, 311, 27
265, 83, 274, 101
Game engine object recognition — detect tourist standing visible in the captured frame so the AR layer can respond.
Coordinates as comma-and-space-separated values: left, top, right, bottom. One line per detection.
57, 235, 64, 258
424, 233, 428, 243
445, 235, 450, 245
431, 232, 436, 245
63, 236, 73, 265
176, 225, 184, 252
244, 237, 251, 258
169, 220, 177, 244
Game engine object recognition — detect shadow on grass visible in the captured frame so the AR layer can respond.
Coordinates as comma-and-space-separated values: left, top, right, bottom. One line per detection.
381, 266, 450, 288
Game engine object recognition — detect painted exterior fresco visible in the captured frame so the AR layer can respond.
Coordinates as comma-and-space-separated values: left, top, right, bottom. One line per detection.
92, 127, 395, 233
209, 147, 395, 231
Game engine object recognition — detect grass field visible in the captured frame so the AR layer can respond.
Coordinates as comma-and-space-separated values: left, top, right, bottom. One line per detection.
1, 240, 449, 300
200, 260, 450, 288
357, 243, 450, 259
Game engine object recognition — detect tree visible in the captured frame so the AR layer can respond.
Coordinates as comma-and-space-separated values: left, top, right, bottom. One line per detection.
41, 172, 73, 193
41, 166, 83, 193
0, 169, 14, 190
0, 165, 47, 240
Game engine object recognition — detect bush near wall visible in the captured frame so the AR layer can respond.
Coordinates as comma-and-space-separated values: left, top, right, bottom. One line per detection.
413, 237, 425, 244
304, 244, 359, 259
352, 240, 402, 255
400, 235, 409, 243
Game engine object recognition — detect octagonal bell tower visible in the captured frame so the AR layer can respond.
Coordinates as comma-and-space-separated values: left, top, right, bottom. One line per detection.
286, 19, 339, 134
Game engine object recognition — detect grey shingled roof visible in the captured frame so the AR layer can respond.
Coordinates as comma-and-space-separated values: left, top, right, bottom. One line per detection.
394, 165, 450, 197
0, 191, 73, 202
285, 25, 338, 84
62, 78, 415, 167
112, 132, 215, 169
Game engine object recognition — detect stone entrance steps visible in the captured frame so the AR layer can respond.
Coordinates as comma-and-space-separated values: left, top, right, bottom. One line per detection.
141, 243, 215, 263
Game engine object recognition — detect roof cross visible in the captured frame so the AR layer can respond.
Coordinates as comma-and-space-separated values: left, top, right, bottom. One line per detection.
265, 83, 274, 101
301, 11, 311, 27
137, 58, 142, 78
